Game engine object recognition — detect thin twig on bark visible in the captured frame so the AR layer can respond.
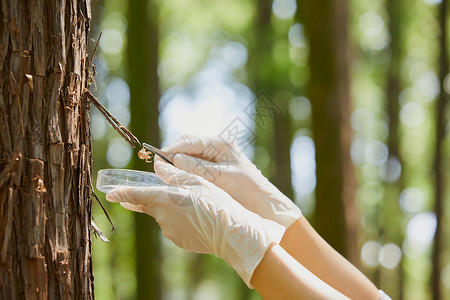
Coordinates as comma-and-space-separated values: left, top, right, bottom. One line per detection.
84, 89, 140, 148
84, 87, 140, 238
87, 32, 102, 75
89, 186, 115, 231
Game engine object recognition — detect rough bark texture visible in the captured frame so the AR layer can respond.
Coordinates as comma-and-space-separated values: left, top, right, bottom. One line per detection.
0, 0, 94, 299
128, 0, 162, 299
432, 0, 448, 299
300, 0, 359, 264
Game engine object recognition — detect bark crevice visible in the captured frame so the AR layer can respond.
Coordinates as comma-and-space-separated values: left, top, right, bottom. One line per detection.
0, 1, 94, 298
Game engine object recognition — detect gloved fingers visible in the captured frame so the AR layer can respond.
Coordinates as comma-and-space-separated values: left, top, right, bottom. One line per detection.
106, 186, 166, 206
173, 153, 224, 183
153, 152, 175, 164
120, 202, 144, 213
161, 135, 207, 157
154, 160, 205, 186
108, 185, 194, 219
161, 135, 238, 162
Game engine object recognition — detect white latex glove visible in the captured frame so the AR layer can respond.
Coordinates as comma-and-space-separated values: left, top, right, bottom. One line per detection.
379, 290, 392, 300
159, 135, 302, 229
106, 161, 285, 287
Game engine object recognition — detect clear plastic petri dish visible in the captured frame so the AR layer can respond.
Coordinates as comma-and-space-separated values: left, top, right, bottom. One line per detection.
96, 169, 167, 193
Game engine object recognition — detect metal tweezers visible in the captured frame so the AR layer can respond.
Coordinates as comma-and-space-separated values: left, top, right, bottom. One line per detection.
142, 143, 174, 165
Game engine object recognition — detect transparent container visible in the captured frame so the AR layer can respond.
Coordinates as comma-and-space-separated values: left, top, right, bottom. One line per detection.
96, 169, 167, 193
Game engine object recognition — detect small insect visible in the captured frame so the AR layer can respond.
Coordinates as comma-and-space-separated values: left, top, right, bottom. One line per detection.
138, 147, 154, 163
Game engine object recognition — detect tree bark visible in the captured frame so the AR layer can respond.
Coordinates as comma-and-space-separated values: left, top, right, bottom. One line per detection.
432, 1, 448, 299
127, 0, 162, 299
299, 0, 359, 265
0, 0, 94, 299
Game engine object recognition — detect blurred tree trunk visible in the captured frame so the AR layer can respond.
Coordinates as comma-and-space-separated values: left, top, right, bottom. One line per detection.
250, 0, 295, 199
186, 254, 204, 300
272, 96, 295, 200
249, 0, 276, 182
127, 0, 162, 299
383, 0, 405, 298
299, 0, 359, 265
0, 0, 94, 299
240, 2, 277, 298
239, 0, 295, 297
432, 0, 448, 299
385, 2, 401, 162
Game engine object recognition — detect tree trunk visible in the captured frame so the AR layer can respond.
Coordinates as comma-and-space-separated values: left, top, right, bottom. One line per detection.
432, 0, 448, 299
249, 0, 276, 183
300, 0, 359, 265
0, 0, 94, 299
250, 0, 295, 200
382, 0, 405, 298
272, 95, 295, 200
127, 0, 162, 299
242, 0, 295, 297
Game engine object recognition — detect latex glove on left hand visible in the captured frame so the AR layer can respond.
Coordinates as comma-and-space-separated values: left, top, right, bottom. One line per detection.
106, 161, 286, 287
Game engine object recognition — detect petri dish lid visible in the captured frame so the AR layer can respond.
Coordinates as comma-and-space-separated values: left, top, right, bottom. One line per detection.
96, 169, 167, 193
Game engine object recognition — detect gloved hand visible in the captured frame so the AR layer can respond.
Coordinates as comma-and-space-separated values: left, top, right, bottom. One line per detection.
158, 135, 302, 229
106, 161, 285, 287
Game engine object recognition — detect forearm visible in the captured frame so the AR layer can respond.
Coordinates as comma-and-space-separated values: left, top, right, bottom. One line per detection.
251, 243, 349, 300
280, 217, 379, 299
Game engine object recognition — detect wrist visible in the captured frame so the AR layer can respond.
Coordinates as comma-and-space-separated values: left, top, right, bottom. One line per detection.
251, 243, 349, 299
280, 217, 301, 252
220, 214, 286, 288
267, 192, 302, 228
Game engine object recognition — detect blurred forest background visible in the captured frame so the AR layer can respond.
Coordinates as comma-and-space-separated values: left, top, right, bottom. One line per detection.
89, 0, 450, 299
